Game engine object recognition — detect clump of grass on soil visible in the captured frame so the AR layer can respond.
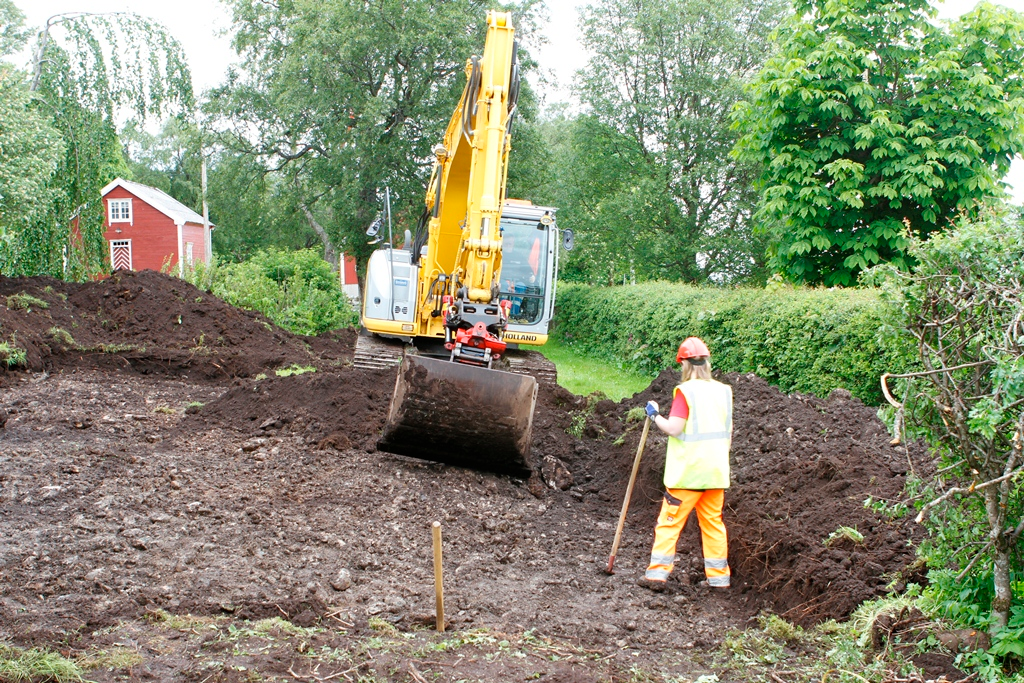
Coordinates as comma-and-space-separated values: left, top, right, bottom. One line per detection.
713, 610, 918, 682
275, 364, 316, 377
625, 406, 646, 423
250, 617, 318, 638
76, 647, 143, 671
6, 293, 49, 311
145, 608, 217, 631
0, 642, 84, 682
0, 338, 27, 367
46, 327, 76, 346
824, 526, 865, 547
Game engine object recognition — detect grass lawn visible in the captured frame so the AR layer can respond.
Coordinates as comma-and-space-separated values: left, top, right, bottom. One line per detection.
537, 337, 654, 401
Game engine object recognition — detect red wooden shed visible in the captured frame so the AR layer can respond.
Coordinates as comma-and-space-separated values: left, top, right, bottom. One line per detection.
101, 178, 213, 275
339, 252, 359, 307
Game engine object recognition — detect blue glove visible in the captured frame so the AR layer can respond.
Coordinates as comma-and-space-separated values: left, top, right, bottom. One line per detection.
645, 401, 659, 419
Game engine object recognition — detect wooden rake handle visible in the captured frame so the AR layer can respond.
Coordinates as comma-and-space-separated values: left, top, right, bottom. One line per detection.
606, 416, 652, 574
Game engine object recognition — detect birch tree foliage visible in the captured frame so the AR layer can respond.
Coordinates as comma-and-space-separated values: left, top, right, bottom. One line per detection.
0, 2, 61, 245
563, 0, 787, 285
0, 68, 62, 243
0, 0, 27, 56
733, 0, 1024, 286
0, 5, 193, 277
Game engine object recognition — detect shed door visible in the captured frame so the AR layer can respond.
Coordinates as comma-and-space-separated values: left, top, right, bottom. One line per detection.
111, 239, 132, 271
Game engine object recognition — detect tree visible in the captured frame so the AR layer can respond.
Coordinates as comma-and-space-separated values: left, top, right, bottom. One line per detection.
561, 0, 787, 285
120, 119, 315, 262
0, 8, 193, 277
122, 118, 203, 211
0, 2, 61, 248
874, 213, 1023, 637
211, 0, 544, 270
733, 0, 1024, 285
205, 151, 316, 262
0, 0, 26, 56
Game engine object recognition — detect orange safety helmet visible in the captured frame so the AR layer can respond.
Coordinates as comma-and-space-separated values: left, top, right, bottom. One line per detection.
676, 336, 710, 363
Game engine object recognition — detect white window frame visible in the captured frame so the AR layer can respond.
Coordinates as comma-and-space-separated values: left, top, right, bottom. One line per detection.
108, 198, 133, 224
110, 239, 132, 270
185, 241, 194, 266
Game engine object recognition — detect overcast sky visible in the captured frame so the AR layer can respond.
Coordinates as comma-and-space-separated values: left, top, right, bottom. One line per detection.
19, 0, 1024, 201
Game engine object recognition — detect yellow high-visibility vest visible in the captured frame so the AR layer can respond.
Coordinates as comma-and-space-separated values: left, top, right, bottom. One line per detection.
664, 379, 733, 490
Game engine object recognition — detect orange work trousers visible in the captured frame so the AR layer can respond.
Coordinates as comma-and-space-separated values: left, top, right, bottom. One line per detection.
645, 488, 730, 587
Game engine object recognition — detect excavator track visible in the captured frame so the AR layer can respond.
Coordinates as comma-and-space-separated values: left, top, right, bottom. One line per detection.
505, 349, 558, 386
355, 331, 559, 387
353, 333, 405, 370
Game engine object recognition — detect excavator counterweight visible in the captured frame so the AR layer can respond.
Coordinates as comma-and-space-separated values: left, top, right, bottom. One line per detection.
377, 355, 538, 475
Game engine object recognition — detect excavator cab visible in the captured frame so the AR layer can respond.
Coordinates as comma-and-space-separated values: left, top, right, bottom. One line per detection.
365, 202, 565, 475
497, 202, 559, 343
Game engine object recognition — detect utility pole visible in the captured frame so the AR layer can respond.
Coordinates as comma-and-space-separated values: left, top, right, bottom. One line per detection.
201, 155, 212, 265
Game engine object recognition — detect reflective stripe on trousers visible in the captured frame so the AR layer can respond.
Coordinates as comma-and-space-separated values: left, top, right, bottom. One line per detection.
645, 488, 730, 587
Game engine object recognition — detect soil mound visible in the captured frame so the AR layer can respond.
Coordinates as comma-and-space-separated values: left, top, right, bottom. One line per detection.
0, 270, 353, 379
197, 365, 394, 452
571, 370, 924, 624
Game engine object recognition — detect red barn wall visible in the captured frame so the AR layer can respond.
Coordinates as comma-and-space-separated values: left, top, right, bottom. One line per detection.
181, 224, 208, 266
342, 254, 357, 285
102, 186, 179, 272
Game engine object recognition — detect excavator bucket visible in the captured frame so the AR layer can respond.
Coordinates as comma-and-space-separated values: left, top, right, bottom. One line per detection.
377, 355, 538, 475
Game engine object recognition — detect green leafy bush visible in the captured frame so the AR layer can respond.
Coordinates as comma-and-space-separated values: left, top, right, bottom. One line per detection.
553, 282, 907, 404
186, 249, 357, 336
868, 213, 1024, 672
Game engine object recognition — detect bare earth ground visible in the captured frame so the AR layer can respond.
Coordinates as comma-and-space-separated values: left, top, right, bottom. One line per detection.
0, 368, 743, 681
0, 272, 945, 682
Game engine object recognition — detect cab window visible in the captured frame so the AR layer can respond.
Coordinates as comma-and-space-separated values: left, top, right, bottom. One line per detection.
498, 219, 548, 325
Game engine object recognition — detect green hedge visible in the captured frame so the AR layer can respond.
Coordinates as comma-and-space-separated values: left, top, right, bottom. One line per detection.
552, 282, 910, 405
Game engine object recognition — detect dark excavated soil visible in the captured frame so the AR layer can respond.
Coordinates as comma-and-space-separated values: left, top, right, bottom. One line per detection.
189, 367, 926, 628
0, 271, 931, 680
0, 269, 353, 380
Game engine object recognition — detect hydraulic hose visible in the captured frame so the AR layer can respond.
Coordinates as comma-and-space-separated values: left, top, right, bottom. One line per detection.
412, 207, 430, 263
505, 41, 521, 136
461, 56, 481, 147
507, 40, 520, 114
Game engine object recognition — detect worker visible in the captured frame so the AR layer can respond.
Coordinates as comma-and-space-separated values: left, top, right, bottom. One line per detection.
639, 336, 733, 592
527, 234, 541, 281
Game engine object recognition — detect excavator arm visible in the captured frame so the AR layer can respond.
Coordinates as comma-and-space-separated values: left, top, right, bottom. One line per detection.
417, 10, 520, 365
435, 10, 518, 304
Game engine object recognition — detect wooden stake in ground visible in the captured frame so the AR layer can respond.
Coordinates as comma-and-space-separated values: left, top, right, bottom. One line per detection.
606, 417, 652, 574
432, 521, 445, 632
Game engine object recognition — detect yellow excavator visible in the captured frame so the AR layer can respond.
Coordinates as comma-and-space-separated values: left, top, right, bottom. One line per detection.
361, 11, 572, 475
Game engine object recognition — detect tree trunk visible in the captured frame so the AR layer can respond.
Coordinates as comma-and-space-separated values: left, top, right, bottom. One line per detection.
298, 201, 338, 271
984, 485, 1011, 632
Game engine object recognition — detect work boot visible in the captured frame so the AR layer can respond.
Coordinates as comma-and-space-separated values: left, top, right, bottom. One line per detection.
636, 577, 666, 593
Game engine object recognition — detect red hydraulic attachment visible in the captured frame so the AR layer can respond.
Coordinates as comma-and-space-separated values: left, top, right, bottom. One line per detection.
444, 300, 512, 367
446, 321, 507, 360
